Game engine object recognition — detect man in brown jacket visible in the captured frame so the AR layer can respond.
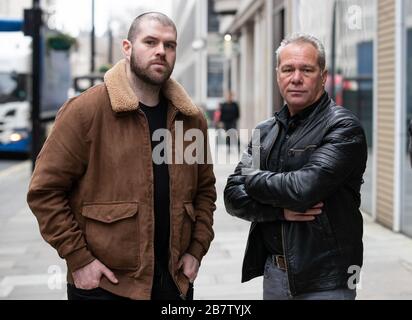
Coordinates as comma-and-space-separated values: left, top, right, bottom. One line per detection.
27, 12, 216, 300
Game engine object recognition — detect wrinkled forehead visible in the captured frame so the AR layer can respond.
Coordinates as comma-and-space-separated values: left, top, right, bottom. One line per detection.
136, 18, 177, 40
278, 42, 319, 67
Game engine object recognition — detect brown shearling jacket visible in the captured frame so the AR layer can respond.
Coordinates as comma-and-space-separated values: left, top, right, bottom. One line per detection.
27, 59, 216, 300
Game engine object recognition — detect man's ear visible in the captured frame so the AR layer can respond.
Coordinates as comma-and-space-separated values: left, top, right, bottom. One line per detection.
122, 39, 132, 61
322, 69, 328, 86
276, 67, 283, 87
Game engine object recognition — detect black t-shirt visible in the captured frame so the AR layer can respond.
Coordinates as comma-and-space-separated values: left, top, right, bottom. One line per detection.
140, 97, 170, 270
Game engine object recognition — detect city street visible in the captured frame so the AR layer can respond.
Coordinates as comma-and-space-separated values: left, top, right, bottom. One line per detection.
1, 0, 412, 303
0, 156, 25, 172
1, 145, 412, 300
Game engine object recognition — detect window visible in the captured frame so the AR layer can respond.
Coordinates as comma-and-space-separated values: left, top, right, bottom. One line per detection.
208, 0, 220, 33
207, 55, 223, 98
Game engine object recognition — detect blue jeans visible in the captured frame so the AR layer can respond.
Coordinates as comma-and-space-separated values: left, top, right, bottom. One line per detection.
263, 256, 356, 300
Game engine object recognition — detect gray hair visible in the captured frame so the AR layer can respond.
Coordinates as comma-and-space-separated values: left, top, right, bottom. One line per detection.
276, 33, 326, 71
127, 12, 177, 43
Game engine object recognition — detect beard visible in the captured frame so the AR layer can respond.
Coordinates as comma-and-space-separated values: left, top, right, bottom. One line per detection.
130, 51, 173, 86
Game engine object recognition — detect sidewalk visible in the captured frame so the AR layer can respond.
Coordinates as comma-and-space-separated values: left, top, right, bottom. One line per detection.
1, 152, 412, 299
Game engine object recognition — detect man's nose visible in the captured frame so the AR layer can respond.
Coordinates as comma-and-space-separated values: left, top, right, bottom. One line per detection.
155, 43, 166, 56
291, 70, 303, 84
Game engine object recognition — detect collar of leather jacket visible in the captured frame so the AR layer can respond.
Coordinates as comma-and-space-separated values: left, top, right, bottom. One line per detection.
276, 92, 331, 124
103, 59, 199, 117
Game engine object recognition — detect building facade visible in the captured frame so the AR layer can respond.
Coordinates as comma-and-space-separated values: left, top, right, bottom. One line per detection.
172, 0, 225, 119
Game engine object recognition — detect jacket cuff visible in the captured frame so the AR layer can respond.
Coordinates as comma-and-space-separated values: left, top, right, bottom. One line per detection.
187, 240, 206, 265
65, 247, 96, 272
276, 209, 286, 221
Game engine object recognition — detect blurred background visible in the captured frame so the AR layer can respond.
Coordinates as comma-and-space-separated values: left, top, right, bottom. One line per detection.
0, 0, 412, 300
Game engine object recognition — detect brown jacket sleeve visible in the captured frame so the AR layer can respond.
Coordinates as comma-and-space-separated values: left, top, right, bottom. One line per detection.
27, 98, 95, 272
186, 112, 216, 264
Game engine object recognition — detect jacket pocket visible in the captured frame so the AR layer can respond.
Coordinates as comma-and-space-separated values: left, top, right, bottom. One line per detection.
82, 201, 139, 270
287, 145, 318, 169
312, 212, 335, 242
318, 213, 333, 237
180, 202, 196, 252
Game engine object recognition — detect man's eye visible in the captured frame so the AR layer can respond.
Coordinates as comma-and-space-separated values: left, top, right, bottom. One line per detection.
146, 40, 155, 45
282, 69, 293, 73
165, 43, 176, 49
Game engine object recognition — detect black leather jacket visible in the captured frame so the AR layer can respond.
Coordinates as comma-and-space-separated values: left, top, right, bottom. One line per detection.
224, 94, 368, 296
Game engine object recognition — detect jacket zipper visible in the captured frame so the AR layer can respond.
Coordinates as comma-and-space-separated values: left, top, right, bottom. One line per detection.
265, 120, 295, 295
265, 123, 279, 170
288, 145, 317, 153
166, 107, 186, 300
137, 109, 156, 296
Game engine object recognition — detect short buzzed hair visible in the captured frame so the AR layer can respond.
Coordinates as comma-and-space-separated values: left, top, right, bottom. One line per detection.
127, 12, 177, 43
276, 33, 326, 71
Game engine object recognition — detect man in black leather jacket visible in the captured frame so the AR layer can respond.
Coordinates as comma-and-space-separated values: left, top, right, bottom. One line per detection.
224, 34, 367, 300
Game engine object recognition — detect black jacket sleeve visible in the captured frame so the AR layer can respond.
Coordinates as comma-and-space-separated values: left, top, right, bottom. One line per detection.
244, 112, 367, 213
224, 140, 285, 222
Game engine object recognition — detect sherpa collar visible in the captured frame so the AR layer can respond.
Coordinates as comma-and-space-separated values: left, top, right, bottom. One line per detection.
103, 59, 199, 116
